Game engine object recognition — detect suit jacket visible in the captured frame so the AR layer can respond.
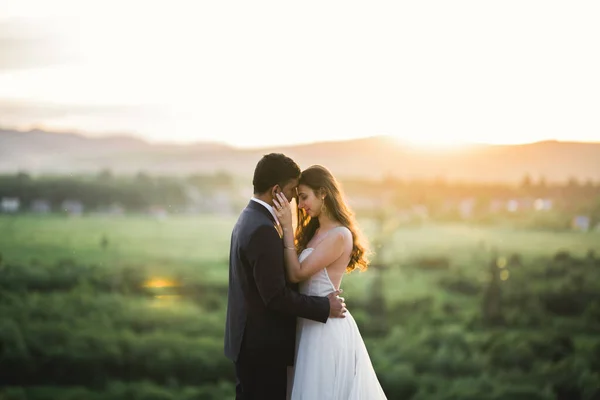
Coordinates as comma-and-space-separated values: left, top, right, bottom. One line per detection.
224, 200, 330, 366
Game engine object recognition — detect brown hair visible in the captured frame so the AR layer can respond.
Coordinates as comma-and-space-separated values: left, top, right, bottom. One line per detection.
295, 165, 369, 273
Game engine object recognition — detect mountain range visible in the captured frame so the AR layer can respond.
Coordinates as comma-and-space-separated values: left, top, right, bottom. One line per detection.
1, 127, 599, 183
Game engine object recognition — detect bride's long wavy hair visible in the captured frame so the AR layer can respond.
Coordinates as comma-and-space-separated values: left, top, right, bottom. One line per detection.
294, 165, 369, 273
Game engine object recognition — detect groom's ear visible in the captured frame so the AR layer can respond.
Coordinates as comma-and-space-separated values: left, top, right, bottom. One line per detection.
271, 184, 281, 198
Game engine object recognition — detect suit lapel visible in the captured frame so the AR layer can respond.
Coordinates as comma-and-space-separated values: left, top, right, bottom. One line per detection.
247, 200, 283, 241
247, 200, 275, 222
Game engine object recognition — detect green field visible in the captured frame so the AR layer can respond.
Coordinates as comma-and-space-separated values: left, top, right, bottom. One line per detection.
0, 214, 236, 272
2, 214, 598, 300
2, 213, 597, 278
1, 214, 600, 400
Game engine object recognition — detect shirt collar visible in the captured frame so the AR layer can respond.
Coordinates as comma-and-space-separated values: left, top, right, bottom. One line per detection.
250, 197, 280, 225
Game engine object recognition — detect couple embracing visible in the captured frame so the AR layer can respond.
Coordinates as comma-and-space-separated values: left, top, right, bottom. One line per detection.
225, 153, 387, 399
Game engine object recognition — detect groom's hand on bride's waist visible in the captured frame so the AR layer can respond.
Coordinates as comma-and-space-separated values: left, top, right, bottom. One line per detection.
327, 289, 347, 318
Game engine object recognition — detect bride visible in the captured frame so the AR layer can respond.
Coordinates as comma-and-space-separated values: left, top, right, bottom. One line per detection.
273, 165, 387, 400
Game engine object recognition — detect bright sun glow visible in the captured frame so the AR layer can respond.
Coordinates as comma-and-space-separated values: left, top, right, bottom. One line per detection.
1, 0, 599, 147
143, 278, 180, 289
394, 132, 563, 150
397, 136, 472, 150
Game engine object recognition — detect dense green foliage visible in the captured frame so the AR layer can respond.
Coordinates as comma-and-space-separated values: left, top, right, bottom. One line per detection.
1, 215, 599, 399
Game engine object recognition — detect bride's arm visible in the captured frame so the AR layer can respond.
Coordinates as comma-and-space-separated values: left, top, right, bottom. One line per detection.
282, 227, 345, 283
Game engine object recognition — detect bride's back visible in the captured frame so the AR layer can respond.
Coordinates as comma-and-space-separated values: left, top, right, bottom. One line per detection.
300, 226, 352, 293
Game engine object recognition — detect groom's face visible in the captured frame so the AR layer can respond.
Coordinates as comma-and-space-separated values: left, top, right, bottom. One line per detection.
276, 178, 299, 203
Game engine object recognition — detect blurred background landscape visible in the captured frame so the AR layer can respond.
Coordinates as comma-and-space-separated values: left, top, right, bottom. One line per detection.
2, 1, 600, 399
1, 128, 600, 400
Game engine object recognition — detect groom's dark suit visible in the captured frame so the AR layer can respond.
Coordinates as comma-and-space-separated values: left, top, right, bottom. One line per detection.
225, 200, 330, 399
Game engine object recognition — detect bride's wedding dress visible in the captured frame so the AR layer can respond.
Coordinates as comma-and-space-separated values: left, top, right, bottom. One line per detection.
288, 248, 387, 400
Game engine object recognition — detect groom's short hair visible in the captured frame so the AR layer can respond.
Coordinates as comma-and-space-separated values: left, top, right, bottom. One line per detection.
253, 153, 301, 194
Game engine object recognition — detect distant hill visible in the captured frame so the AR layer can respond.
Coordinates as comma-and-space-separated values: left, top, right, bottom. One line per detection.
1, 127, 599, 183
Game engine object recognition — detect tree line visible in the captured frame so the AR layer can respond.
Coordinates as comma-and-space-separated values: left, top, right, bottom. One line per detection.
0, 171, 599, 224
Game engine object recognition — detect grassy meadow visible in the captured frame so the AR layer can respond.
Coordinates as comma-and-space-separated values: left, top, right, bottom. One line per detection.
1, 214, 600, 399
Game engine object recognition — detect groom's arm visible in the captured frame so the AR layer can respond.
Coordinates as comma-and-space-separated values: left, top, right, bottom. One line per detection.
246, 225, 329, 323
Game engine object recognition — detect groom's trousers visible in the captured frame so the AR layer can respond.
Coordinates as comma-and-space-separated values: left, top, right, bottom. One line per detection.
235, 351, 287, 400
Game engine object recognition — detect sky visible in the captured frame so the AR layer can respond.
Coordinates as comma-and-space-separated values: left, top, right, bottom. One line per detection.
1, 0, 599, 148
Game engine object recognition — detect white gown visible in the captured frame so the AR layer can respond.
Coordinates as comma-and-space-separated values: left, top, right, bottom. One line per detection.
288, 248, 387, 400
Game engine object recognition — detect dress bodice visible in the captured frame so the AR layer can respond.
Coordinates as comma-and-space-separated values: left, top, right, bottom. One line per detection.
297, 248, 337, 297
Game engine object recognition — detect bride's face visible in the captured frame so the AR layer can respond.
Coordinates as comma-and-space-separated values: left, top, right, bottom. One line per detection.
297, 184, 322, 218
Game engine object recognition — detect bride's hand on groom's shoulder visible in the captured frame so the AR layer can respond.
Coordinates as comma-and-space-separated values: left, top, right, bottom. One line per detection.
328, 289, 347, 318
273, 192, 293, 229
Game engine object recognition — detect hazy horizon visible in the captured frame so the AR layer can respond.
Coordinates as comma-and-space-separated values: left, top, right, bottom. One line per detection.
3, 125, 600, 150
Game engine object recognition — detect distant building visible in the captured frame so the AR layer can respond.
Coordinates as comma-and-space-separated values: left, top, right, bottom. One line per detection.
504, 198, 537, 213
61, 200, 84, 216
572, 215, 590, 232
534, 198, 553, 211
31, 199, 51, 214
459, 198, 476, 219
506, 199, 519, 212
1, 197, 20, 213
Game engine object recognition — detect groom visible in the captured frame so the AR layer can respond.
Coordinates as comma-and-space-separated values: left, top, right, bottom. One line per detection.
224, 153, 347, 399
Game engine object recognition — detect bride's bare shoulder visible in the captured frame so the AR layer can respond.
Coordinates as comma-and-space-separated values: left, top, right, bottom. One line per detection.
334, 226, 352, 242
